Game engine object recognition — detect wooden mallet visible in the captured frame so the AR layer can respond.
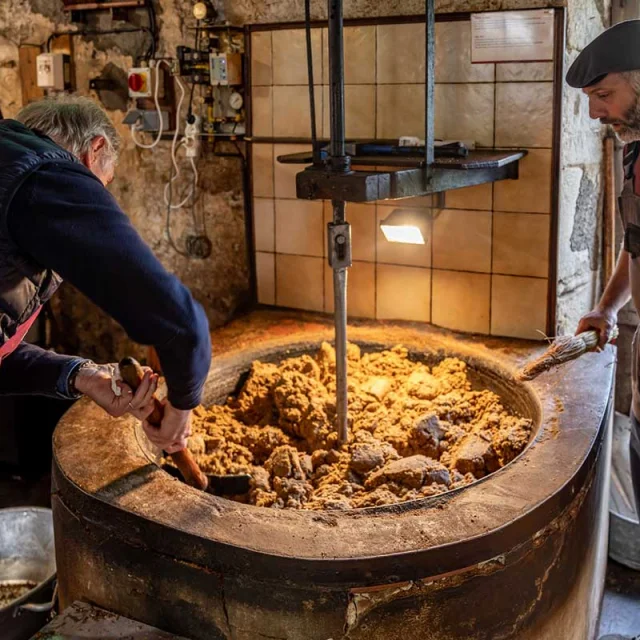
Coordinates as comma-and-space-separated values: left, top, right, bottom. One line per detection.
119, 357, 209, 492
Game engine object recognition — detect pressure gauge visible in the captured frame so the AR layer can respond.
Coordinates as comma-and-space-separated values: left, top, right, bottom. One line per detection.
193, 2, 209, 20
229, 91, 244, 110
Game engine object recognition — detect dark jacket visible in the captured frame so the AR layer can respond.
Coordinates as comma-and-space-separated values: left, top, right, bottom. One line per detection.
0, 120, 70, 343
0, 120, 211, 408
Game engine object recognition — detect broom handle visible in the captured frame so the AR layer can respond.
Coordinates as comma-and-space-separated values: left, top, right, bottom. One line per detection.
578, 325, 619, 350
119, 357, 208, 492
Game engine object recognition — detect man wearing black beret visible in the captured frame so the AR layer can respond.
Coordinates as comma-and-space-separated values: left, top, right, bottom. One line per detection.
569, 25, 640, 630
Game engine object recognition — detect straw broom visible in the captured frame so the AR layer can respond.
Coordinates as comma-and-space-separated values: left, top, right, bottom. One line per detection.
516, 327, 618, 382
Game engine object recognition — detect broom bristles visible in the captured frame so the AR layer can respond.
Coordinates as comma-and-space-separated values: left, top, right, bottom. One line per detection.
517, 326, 618, 382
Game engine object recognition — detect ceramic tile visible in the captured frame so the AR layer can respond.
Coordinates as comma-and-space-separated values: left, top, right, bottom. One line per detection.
253, 198, 275, 252
272, 28, 322, 85
376, 264, 431, 322
444, 182, 493, 210
252, 144, 274, 198
273, 144, 312, 199
435, 83, 494, 147
495, 82, 554, 147
493, 149, 552, 213
492, 213, 550, 278
432, 270, 490, 334
251, 31, 272, 86
377, 84, 425, 139
432, 209, 492, 273
275, 199, 324, 257
376, 205, 431, 268
276, 254, 324, 312
322, 26, 376, 84
435, 21, 494, 83
273, 85, 322, 138
376, 23, 427, 84
491, 275, 548, 339
251, 86, 272, 137
322, 85, 376, 139
325, 261, 375, 318
256, 252, 275, 305
324, 201, 376, 262
496, 62, 554, 82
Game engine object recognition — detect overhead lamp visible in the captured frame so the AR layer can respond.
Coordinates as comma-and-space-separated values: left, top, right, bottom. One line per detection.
379, 209, 428, 245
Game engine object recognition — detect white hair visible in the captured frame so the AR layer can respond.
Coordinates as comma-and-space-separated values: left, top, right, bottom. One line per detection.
16, 95, 120, 164
622, 70, 640, 94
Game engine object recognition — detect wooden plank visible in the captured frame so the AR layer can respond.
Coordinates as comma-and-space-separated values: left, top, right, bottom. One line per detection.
18, 45, 44, 105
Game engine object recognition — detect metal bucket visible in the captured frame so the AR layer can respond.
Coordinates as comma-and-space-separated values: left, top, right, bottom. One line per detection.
0, 507, 56, 640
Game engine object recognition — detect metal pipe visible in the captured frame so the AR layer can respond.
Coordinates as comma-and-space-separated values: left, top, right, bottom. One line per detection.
327, 0, 350, 444
333, 255, 349, 446
425, 0, 435, 168
328, 0, 349, 171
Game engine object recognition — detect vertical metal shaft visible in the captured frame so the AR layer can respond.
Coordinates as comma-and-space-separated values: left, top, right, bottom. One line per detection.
328, 0, 347, 166
425, 0, 435, 169
328, 0, 350, 445
332, 220, 349, 446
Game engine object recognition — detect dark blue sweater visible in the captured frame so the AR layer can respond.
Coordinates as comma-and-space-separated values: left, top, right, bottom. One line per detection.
0, 160, 211, 410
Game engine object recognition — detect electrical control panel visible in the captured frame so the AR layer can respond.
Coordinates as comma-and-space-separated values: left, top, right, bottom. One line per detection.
36, 53, 70, 90
176, 25, 245, 138
209, 52, 242, 86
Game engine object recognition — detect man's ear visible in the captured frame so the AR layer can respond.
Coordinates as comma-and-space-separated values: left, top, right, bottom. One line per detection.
81, 136, 106, 171
91, 135, 106, 155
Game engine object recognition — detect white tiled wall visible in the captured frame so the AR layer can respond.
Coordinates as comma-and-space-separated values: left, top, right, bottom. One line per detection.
250, 17, 555, 340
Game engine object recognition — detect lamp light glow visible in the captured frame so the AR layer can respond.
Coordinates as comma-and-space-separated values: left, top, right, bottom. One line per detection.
379, 209, 428, 245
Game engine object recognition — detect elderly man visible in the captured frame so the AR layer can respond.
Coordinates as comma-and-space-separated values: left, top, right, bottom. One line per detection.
0, 95, 211, 454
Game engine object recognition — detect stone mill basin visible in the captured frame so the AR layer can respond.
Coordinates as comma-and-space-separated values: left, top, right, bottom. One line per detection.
51, 311, 615, 640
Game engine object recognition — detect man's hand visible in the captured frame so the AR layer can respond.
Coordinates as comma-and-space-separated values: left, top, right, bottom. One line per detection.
142, 400, 191, 454
75, 363, 158, 420
575, 305, 618, 350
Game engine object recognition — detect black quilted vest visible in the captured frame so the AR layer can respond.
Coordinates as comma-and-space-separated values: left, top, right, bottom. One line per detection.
0, 120, 76, 346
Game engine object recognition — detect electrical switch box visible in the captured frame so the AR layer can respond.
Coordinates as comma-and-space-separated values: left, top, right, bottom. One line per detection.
36, 53, 69, 90
209, 52, 242, 86
127, 67, 154, 98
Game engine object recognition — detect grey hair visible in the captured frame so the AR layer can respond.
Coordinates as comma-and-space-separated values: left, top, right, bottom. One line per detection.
622, 70, 640, 94
16, 95, 120, 162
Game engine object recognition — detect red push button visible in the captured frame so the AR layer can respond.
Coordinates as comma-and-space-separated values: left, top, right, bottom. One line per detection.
128, 73, 144, 92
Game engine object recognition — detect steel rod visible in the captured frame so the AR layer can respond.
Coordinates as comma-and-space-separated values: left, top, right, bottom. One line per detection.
425, 0, 435, 168
328, 0, 348, 169
327, 0, 350, 444
333, 253, 349, 446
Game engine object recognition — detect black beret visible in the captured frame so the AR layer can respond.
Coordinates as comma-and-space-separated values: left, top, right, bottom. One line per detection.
566, 20, 640, 88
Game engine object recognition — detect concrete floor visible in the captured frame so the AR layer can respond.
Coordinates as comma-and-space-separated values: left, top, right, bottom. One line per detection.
1, 469, 640, 639
599, 560, 640, 638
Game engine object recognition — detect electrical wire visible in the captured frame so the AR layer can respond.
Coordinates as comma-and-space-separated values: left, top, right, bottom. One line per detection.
146, 0, 158, 60
165, 165, 190, 257
187, 22, 200, 120
163, 72, 198, 210
304, 0, 320, 164
130, 60, 165, 149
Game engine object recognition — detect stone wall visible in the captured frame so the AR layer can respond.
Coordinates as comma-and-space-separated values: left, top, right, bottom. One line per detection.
555, 0, 610, 335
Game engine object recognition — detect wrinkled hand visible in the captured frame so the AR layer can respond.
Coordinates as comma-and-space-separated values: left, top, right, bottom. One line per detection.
142, 400, 191, 454
575, 306, 617, 350
75, 363, 158, 420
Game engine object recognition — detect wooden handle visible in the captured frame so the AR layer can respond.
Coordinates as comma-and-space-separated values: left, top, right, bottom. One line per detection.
119, 357, 208, 492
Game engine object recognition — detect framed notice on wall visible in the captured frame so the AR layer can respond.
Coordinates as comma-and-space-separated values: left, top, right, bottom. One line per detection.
471, 9, 554, 63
